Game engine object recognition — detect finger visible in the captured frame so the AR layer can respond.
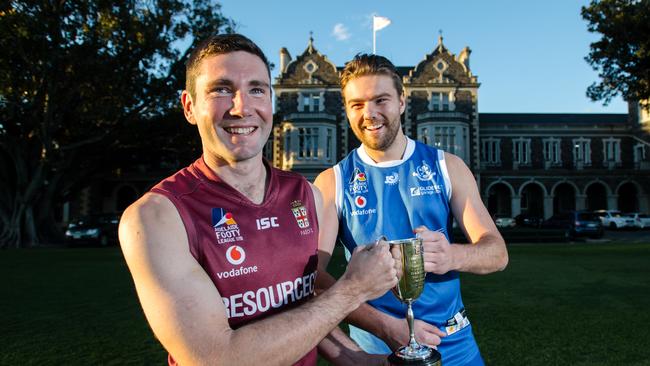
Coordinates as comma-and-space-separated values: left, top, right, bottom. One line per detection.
417, 333, 443, 347
352, 245, 366, 254
418, 323, 447, 337
413, 225, 430, 234
423, 239, 447, 253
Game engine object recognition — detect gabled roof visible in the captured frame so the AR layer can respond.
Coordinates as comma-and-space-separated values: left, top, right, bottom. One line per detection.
276, 35, 339, 86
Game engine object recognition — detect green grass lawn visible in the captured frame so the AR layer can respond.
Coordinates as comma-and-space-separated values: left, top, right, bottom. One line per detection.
2, 242, 649, 365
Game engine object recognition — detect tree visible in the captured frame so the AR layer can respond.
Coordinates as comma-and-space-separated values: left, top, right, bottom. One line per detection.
0, 1, 235, 248
582, 0, 650, 105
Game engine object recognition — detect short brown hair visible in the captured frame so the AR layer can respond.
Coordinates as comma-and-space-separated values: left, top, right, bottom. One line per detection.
185, 34, 270, 98
340, 53, 403, 98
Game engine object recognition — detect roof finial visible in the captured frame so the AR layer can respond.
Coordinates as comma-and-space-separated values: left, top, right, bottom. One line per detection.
438, 29, 444, 45
308, 31, 314, 53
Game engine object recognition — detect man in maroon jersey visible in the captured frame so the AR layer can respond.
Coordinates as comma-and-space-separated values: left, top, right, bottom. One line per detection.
118, 33, 398, 365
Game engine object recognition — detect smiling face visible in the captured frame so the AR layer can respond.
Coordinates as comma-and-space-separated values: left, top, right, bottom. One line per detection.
181, 51, 272, 165
343, 74, 405, 153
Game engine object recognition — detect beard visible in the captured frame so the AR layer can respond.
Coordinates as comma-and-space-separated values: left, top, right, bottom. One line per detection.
354, 117, 401, 151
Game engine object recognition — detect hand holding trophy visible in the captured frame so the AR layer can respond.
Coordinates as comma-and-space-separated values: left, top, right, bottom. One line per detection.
387, 237, 442, 366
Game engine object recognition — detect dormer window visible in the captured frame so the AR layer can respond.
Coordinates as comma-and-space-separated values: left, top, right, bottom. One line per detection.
298, 91, 325, 112
428, 92, 454, 112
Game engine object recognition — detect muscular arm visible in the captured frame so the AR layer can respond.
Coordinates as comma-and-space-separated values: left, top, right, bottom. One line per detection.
441, 152, 508, 274
119, 192, 396, 366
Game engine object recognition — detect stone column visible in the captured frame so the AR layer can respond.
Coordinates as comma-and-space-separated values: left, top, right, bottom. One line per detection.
638, 194, 649, 213
511, 196, 521, 217
576, 194, 587, 210
607, 194, 618, 210
544, 195, 554, 219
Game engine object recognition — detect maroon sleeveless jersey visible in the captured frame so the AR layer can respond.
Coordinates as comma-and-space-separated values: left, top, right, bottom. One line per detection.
151, 157, 319, 366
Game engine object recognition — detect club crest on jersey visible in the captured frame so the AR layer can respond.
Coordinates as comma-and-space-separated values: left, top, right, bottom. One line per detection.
412, 161, 435, 181
384, 172, 399, 185
291, 200, 310, 229
212, 208, 244, 245
348, 167, 369, 194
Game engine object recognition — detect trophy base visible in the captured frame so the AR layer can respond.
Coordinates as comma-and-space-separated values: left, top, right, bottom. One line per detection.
388, 348, 441, 366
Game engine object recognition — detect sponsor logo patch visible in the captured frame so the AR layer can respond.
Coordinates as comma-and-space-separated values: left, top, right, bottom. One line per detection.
354, 196, 367, 208
410, 184, 442, 196
221, 271, 317, 319
225, 245, 246, 265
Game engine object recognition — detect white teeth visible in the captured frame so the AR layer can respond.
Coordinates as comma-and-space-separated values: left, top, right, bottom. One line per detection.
366, 124, 383, 131
225, 127, 255, 135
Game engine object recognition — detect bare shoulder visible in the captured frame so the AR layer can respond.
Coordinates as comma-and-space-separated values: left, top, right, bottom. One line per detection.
443, 152, 471, 175
118, 192, 186, 261
308, 182, 323, 209
314, 167, 336, 200
443, 152, 475, 189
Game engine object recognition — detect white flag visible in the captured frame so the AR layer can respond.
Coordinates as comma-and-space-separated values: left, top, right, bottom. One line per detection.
373, 15, 391, 32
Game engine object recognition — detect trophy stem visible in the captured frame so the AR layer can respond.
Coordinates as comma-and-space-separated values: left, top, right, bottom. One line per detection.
406, 300, 419, 352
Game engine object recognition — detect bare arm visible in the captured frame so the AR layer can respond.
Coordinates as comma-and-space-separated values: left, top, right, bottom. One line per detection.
419, 153, 508, 275
119, 192, 397, 366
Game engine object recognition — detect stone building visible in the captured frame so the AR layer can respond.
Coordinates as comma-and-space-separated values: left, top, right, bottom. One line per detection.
270, 35, 650, 219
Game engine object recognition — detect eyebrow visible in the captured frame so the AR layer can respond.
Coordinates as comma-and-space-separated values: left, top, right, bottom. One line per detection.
205, 78, 270, 90
346, 92, 393, 105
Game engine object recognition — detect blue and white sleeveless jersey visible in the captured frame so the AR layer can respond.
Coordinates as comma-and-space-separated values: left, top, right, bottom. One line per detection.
334, 138, 483, 365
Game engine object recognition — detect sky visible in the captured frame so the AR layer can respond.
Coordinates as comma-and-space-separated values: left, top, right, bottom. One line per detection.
219, 0, 628, 114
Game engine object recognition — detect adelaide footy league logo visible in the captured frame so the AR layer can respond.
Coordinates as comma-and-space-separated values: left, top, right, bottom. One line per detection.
212, 208, 244, 245
225, 245, 246, 265
348, 167, 369, 194
291, 200, 310, 229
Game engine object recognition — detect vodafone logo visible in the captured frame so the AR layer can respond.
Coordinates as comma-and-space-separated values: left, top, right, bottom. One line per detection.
226, 245, 246, 265
354, 196, 367, 208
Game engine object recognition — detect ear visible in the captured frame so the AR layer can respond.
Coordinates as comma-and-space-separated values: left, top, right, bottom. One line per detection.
181, 90, 197, 125
399, 93, 406, 115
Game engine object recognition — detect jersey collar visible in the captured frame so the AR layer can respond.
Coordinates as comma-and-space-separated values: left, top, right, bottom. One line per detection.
357, 138, 416, 167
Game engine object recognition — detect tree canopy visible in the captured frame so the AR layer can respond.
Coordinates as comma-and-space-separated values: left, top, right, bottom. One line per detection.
0, 1, 235, 248
582, 0, 650, 105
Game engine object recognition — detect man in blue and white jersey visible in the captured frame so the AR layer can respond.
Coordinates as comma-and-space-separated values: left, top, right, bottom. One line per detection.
314, 54, 509, 366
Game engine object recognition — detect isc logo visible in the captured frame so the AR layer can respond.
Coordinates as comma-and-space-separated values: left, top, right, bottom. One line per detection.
256, 217, 279, 230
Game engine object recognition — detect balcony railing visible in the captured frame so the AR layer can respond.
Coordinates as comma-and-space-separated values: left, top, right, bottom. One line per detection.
416, 111, 469, 122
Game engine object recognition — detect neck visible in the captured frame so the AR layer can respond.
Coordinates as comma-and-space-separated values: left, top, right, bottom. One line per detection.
364, 132, 408, 163
204, 154, 268, 204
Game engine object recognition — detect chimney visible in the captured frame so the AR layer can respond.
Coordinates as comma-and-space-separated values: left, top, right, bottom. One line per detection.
458, 46, 471, 70
279, 47, 292, 74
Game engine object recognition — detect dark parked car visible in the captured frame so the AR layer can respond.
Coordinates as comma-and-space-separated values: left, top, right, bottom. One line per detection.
515, 213, 543, 228
65, 214, 120, 246
541, 211, 603, 240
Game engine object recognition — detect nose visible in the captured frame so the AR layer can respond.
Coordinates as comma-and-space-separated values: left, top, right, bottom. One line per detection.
229, 91, 251, 117
362, 103, 377, 120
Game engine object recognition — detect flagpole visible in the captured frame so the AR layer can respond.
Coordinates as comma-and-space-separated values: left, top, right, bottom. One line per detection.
373, 28, 376, 54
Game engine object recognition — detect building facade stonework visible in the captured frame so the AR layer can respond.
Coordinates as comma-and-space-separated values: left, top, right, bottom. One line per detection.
271, 36, 650, 219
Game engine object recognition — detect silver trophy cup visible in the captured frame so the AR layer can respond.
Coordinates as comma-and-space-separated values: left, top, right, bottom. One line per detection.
388, 237, 441, 366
